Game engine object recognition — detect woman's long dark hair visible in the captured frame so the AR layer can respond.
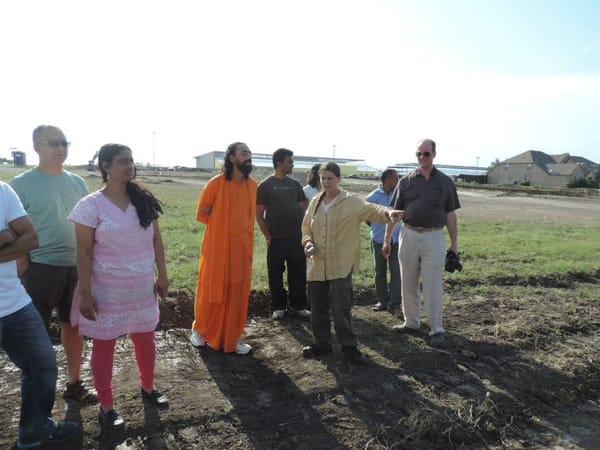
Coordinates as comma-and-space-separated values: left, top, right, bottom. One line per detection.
98, 143, 163, 229
307, 163, 321, 188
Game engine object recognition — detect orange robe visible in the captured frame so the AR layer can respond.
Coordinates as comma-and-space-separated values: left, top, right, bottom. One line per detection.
192, 173, 257, 353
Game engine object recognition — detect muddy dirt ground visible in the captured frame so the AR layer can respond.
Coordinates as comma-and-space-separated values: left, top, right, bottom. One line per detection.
2, 190, 600, 449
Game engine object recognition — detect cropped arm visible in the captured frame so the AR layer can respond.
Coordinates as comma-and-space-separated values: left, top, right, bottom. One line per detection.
153, 220, 169, 299
301, 205, 314, 246
196, 179, 218, 225
446, 210, 458, 253
256, 204, 271, 244
0, 216, 39, 263
359, 201, 391, 223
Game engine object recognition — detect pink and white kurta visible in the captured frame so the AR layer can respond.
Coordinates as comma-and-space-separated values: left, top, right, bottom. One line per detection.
68, 191, 159, 340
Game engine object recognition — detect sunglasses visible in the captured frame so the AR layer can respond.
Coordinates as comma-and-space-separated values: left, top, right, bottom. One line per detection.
415, 151, 432, 158
36, 140, 71, 148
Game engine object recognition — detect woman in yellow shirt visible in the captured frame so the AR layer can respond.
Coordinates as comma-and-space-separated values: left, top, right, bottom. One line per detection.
301, 162, 402, 364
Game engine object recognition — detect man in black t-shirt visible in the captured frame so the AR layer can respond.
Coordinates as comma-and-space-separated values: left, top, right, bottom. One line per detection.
256, 149, 310, 320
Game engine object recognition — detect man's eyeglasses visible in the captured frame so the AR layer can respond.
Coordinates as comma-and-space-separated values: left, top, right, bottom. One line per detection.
415, 151, 432, 158
36, 141, 70, 148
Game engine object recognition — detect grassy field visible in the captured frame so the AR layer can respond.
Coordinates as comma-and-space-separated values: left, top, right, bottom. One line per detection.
138, 171, 600, 298
2, 166, 600, 297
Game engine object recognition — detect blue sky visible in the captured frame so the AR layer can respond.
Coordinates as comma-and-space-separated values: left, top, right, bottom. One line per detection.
398, 0, 600, 77
1, 0, 599, 169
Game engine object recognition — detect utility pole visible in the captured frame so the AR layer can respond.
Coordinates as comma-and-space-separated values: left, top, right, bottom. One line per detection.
332, 144, 336, 161
152, 131, 156, 168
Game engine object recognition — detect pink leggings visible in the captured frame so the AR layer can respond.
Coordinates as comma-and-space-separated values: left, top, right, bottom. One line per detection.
91, 331, 156, 408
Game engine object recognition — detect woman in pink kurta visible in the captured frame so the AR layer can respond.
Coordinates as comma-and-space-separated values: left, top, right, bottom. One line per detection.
69, 143, 169, 428
70, 190, 159, 337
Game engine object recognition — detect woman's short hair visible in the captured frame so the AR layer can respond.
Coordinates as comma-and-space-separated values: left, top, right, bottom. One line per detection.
319, 162, 341, 177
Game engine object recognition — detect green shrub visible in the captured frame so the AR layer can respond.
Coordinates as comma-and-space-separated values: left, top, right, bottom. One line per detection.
568, 178, 599, 188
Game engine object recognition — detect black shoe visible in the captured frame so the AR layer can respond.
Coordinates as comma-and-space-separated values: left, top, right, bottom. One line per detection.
371, 302, 388, 312
141, 388, 169, 406
17, 421, 80, 449
429, 332, 445, 347
342, 346, 370, 365
392, 324, 421, 335
288, 307, 311, 320
302, 344, 333, 358
63, 380, 98, 404
99, 408, 124, 428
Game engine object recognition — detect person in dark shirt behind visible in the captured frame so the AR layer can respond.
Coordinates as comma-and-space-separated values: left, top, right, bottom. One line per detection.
256, 148, 310, 321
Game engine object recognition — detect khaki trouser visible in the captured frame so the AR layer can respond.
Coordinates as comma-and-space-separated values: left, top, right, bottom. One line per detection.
399, 227, 446, 335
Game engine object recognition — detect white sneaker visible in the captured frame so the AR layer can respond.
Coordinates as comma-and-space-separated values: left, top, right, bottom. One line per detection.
190, 329, 206, 348
271, 310, 285, 320
235, 341, 252, 355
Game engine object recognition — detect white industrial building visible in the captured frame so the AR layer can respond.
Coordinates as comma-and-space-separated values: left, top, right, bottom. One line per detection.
194, 151, 379, 174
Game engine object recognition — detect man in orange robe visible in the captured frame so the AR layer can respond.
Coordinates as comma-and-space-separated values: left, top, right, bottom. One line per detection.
191, 142, 257, 355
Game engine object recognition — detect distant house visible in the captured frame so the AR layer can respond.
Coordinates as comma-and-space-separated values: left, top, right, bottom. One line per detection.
487, 150, 597, 187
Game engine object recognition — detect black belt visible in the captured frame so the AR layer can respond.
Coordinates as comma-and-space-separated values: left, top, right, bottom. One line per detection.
404, 224, 444, 233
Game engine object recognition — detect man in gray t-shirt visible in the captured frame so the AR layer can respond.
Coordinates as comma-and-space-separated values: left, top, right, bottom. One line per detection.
10, 125, 95, 403
383, 139, 460, 348
256, 148, 310, 320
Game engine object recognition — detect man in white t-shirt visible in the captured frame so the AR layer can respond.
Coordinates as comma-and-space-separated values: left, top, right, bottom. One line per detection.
0, 181, 79, 449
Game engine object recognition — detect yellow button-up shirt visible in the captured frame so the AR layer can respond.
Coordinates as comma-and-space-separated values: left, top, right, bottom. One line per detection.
302, 190, 391, 281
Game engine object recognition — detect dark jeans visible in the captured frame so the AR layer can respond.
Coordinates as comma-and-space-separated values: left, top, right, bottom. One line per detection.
267, 238, 308, 310
372, 240, 401, 307
0, 303, 58, 444
308, 274, 356, 347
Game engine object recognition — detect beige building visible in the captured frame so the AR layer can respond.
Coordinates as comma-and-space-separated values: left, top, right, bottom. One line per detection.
487, 150, 596, 187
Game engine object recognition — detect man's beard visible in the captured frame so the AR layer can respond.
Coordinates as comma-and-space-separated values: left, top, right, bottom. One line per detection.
237, 160, 253, 177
